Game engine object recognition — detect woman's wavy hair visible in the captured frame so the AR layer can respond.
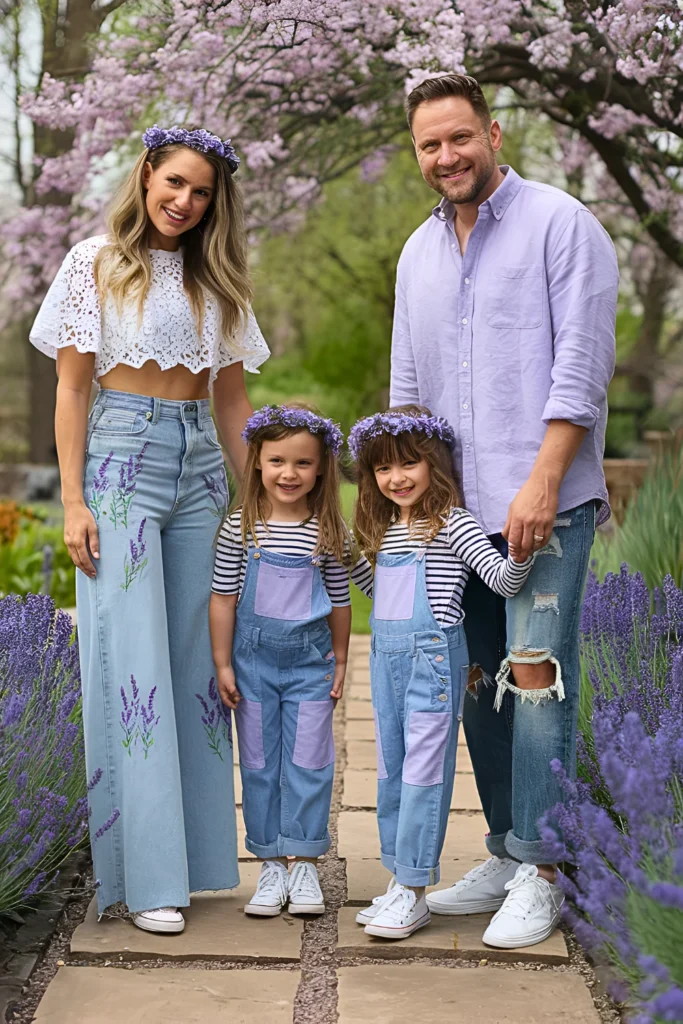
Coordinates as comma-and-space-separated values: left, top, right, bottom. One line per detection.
353, 404, 462, 563
240, 403, 352, 566
93, 133, 252, 345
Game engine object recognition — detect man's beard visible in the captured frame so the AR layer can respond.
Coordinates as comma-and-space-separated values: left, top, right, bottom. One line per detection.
432, 154, 496, 205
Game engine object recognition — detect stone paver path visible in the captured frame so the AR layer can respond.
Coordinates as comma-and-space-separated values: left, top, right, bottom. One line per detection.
33, 636, 601, 1022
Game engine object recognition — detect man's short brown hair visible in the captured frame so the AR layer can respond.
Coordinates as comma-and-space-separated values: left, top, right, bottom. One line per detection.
405, 74, 491, 131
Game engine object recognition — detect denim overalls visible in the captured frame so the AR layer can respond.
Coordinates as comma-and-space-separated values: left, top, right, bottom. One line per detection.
233, 545, 336, 859
370, 549, 468, 887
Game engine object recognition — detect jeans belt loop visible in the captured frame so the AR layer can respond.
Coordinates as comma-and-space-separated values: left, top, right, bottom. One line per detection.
151, 397, 161, 425
251, 626, 260, 650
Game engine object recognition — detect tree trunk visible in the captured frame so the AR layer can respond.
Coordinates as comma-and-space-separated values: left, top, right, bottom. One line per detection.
625, 251, 673, 420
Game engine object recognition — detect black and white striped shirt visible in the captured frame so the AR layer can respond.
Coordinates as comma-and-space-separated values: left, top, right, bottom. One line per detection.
212, 511, 351, 607
351, 508, 532, 626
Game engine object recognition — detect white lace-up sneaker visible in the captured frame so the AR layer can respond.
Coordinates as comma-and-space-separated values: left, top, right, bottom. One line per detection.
287, 861, 325, 915
426, 856, 518, 915
483, 863, 565, 948
363, 885, 430, 940
355, 877, 397, 925
132, 907, 185, 934
244, 860, 289, 917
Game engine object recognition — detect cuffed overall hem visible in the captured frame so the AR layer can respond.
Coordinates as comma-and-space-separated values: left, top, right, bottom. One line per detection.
394, 861, 440, 887
485, 831, 510, 859
504, 831, 551, 865
380, 850, 396, 874
245, 834, 331, 858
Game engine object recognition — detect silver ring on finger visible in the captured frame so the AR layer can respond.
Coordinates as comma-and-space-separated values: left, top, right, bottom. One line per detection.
533, 534, 544, 542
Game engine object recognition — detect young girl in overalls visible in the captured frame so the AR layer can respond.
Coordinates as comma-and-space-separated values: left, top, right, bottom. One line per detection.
210, 405, 352, 916
349, 406, 533, 940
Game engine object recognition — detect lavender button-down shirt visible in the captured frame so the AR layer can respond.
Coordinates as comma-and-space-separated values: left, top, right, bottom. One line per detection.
390, 166, 618, 535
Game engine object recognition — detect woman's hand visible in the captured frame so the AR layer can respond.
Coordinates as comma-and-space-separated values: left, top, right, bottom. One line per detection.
64, 501, 100, 578
217, 665, 241, 709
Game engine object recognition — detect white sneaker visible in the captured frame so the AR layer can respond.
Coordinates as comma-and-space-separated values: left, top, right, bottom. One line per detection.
363, 885, 430, 940
244, 860, 289, 917
426, 856, 518, 915
355, 877, 397, 925
483, 863, 565, 948
132, 907, 185, 934
287, 861, 325, 915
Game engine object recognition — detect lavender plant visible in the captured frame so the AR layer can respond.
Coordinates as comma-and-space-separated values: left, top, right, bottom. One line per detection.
542, 567, 683, 1023
109, 443, 149, 529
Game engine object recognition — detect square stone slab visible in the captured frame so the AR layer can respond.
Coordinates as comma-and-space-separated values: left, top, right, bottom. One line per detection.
350, 667, 371, 684
347, 685, 371, 702
338, 965, 596, 1021
346, 701, 374, 720
337, 908, 568, 964
34, 967, 299, 1023
345, 858, 480, 904
234, 765, 242, 805
339, 811, 488, 865
346, 719, 376, 742
346, 740, 379, 770
342, 770, 481, 811
71, 864, 302, 962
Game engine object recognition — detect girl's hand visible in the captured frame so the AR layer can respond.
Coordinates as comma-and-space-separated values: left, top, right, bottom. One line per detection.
216, 665, 241, 709
330, 661, 346, 702
64, 501, 100, 578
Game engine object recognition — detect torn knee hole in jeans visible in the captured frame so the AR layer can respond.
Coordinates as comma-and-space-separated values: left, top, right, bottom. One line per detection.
493, 652, 564, 711
533, 591, 559, 615
466, 663, 493, 698
535, 531, 563, 558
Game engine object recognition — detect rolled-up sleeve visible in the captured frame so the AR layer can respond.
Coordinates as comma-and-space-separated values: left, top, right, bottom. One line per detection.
542, 210, 618, 429
389, 258, 420, 407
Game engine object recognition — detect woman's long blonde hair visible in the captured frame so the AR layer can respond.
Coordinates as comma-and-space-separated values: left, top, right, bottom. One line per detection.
93, 136, 252, 343
353, 404, 462, 564
240, 406, 352, 566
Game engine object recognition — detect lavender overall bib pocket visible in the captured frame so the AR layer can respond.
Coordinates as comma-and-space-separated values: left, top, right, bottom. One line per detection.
373, 563, 418, 620
254, 560, 315, 621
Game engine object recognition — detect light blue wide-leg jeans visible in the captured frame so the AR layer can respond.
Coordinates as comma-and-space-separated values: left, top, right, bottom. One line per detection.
77, 389, 238, 914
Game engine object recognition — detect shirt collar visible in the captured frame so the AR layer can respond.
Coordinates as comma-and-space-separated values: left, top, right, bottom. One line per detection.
431, 165, 522, 224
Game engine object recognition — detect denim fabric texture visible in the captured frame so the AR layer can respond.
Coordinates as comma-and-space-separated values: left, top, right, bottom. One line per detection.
462, 502, 596, 864
233, 546, 336, 858
77, 389, 238, 915
370, 550, 468, 887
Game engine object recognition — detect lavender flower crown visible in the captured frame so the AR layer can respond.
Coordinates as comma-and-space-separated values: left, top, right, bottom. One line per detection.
142, 125, 240, 174
242, 405, 344, 456
348, 411, 456, 459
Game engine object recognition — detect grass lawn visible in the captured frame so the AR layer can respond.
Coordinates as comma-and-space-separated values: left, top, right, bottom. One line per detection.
341, 482, 372, 635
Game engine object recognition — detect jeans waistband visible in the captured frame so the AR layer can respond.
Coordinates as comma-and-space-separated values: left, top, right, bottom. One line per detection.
371, 624, 465, 655
236, 624, 331, 651
95, 388, 212, 425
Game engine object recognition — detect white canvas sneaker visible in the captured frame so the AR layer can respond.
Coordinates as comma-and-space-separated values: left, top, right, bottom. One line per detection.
287, 861, 325, 915
426, 856, 518, 915
483, 863, 565, 948
132, 907, 185, 934
244, 860, 289, 917
355, 877, 397, 925
363, 885, 431, 940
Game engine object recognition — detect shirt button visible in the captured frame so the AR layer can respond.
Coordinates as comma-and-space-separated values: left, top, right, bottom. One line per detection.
253, 552, 261, 559
465, 277, 470, 284
463, 403, 469, 410
435, 655, 444, 662
462, 318, 468, 325
465, 443, 471, 449
462, 361, 468, 368
438, 693, 449, 702
451, 243, 456, 249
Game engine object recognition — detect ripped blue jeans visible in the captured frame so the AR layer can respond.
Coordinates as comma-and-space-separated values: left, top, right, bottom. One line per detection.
462, 502, 596, 864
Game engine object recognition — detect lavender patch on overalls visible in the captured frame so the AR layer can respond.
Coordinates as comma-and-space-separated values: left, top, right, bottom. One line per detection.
109, 442, 150, 528
89, 451, 114, 521
122, 518, 148, 591
196, 677, 232, 761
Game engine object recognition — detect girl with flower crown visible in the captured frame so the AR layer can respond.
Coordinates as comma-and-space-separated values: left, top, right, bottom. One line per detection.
29, 126, 270, 934
210, 404, 352, 916
348, 405, 534, 941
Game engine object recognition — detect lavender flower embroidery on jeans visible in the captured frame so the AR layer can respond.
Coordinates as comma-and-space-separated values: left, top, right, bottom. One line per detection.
109, 442, 150, 528
122, 518, 148, 591
203, 472, 228, 519
89, 451, 114, 521
196, 677, 232, 761
119, 675, 160, 758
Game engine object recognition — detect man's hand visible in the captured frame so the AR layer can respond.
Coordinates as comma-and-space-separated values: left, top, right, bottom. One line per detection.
330, 660, 346, 702
216, 665, 241, 709
502, 474, 559, 562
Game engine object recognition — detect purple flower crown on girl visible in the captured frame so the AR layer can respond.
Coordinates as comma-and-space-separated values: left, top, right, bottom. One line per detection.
142, 125, 240, 174
348, 411, 456, 459
242, 405, 344, 456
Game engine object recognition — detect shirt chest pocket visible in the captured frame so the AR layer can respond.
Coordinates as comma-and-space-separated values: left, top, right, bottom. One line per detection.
485, 264, 544, 330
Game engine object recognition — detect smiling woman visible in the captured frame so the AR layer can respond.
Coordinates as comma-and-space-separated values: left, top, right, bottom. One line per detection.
28, 125, 270, 936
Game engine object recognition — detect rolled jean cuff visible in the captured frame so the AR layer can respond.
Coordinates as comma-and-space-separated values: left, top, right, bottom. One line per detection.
393, 860, 440, 888
244, 836, 281, 859
278, 833, 331, 858
485, 831, 509, 859
504, 831, 551, 865
380, 850, 396, 874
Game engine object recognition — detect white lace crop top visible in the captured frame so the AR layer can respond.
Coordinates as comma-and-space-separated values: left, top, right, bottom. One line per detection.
29, 235, 270, 384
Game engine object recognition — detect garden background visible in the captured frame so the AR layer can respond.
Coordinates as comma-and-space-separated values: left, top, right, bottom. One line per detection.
0, 2, 682, 1022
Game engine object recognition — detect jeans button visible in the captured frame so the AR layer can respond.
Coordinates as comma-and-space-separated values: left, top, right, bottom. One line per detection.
325, 674, 332, 681
431, 637, 439, 643
435, 655, 444, 662
437, 693, 449, 702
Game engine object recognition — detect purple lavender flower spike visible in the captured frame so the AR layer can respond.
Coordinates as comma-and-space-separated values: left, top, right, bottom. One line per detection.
242, 405, 344, 455
196, 677, 232, 760
142, 125, 240, 173
348, 411, 456, 459
89, 450, 114, 520
138, 685, 161, 759
203, 472, 229, 518
94, 808, 120, 841
122, 518, 148, 591
109, 442, 149, 528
